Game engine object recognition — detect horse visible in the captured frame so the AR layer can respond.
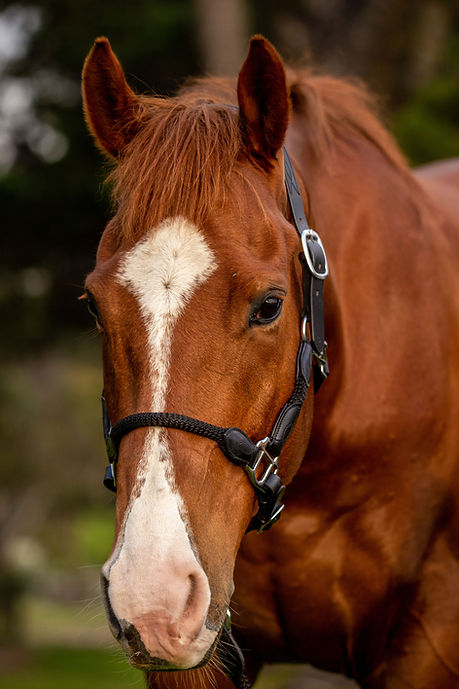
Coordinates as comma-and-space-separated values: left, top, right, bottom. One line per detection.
81, 35, 459, 689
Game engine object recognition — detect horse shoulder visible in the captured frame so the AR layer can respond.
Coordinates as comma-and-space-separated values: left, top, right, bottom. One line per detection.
414, 158, 459, 239
414, 157, 459, 188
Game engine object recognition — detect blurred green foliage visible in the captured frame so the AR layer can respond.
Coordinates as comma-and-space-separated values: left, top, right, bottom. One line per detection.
72, 510, 115, 567
392, 38, 459, 164
2, 646, 144, 689
0, 0, 458, 357
0, 0, 200, 359
0, 341, 110, 642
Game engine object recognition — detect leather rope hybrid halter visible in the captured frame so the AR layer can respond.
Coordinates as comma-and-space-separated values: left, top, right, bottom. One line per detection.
98, 148, 329, 687
101, 149, 328, 531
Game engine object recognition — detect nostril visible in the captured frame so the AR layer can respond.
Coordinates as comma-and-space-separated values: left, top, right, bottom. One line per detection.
101, 573, 123, 640
175, 570, 211, 642
183, 574, 197, 617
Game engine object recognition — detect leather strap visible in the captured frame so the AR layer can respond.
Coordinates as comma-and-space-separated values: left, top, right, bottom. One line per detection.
284, 149, 328, 373
283, 149, 311, 235
217, 625, 252, 689
262, 339, 312, 458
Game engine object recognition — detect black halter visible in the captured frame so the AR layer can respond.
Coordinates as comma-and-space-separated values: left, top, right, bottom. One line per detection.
101, 148, 328, 534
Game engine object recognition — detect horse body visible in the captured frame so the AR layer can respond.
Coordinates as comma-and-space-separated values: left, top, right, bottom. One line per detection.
82, 35, 459, 688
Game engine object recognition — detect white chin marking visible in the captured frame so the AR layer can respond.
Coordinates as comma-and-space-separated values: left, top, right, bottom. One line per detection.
103, 216, 218, 662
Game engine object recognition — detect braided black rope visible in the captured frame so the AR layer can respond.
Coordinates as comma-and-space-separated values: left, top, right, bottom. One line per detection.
238, 671, 253, 689
110, 412, 227, 451
108, 339, 312, 469
267, 340, 312, 456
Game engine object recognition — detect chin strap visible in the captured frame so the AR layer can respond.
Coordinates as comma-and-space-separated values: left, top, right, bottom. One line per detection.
216, 612, 252, 689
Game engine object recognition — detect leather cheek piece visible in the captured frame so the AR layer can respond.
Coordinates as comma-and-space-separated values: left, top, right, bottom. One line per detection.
297, 339, 313, 381
222, 427, 260, 467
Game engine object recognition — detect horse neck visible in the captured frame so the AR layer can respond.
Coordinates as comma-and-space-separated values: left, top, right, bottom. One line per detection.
289, 130, 445, 461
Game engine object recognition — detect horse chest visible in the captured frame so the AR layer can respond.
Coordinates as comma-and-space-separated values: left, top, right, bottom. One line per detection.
233, 500, 413, 674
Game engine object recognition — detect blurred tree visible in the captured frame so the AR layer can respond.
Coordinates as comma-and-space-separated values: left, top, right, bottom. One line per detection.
0, 0, 200, 359
0, 347, 108, 643
251, 0, 456, 107
193, 0, 249, 74
0, 0, 458, 359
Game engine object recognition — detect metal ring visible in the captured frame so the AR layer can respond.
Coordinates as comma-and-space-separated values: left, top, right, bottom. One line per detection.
301, 229, 329, 279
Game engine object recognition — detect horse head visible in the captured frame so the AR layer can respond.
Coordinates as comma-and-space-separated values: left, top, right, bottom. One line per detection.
82, 36, 317, 672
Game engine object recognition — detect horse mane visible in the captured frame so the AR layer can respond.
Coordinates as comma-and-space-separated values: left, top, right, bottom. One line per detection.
287, 69, 408, 172
108, 70, 409, 243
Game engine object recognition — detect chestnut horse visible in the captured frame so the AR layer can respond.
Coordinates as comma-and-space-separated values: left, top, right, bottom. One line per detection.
82, 35, 459, 689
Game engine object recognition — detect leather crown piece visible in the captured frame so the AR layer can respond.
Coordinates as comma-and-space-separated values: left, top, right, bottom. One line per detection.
100, 148, 328, 534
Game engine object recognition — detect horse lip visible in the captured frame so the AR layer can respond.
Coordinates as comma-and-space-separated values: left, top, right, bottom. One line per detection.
125, 623, 223, 672
128, 653, 180, 671
122, 625, 178, 670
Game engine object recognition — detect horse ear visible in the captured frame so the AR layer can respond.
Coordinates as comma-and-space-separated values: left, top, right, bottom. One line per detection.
237, 36, 290, 165
82, 37, 145, 158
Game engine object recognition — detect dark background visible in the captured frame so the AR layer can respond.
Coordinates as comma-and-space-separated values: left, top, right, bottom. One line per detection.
0, 0, 458, 685
2, 0, 459, 356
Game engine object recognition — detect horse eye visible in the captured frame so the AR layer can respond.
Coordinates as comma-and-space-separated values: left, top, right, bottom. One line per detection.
251, 296, 283, 326
86, 292, 103, 328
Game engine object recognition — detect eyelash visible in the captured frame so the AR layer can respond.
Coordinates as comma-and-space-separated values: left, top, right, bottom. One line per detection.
85, 292, 103, 329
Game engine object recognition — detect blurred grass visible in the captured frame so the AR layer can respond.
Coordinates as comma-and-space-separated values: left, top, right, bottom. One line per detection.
1, 592, 357, 689
1, 643, 356, 689
392, 39, 459, 166
22, 593, 109, 647
1, 646, 144, 689
2, 591, 357, 688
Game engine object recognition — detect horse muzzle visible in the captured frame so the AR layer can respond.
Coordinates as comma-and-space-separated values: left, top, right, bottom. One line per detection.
101, 555, 219, 670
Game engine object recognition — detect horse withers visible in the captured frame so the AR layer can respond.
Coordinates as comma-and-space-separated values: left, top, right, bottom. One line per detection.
82, 35, 459, 689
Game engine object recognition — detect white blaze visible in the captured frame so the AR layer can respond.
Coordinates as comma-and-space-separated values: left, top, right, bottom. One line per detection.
119, 215, 216, 409
102, 216, 217, 663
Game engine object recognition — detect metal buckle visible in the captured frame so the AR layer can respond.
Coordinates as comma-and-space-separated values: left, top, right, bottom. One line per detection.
313, 341, 329, 379
244, 437, 279, 489
103, 462, 116, 492
301, 229, 328, 279
301, 315, 308, 342
257, 503, 285, 534
224, 609, 232, 631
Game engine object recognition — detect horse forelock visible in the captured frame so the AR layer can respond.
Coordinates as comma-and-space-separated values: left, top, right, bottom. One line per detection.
105, 70, 411, 249
107, 88, 242, 244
